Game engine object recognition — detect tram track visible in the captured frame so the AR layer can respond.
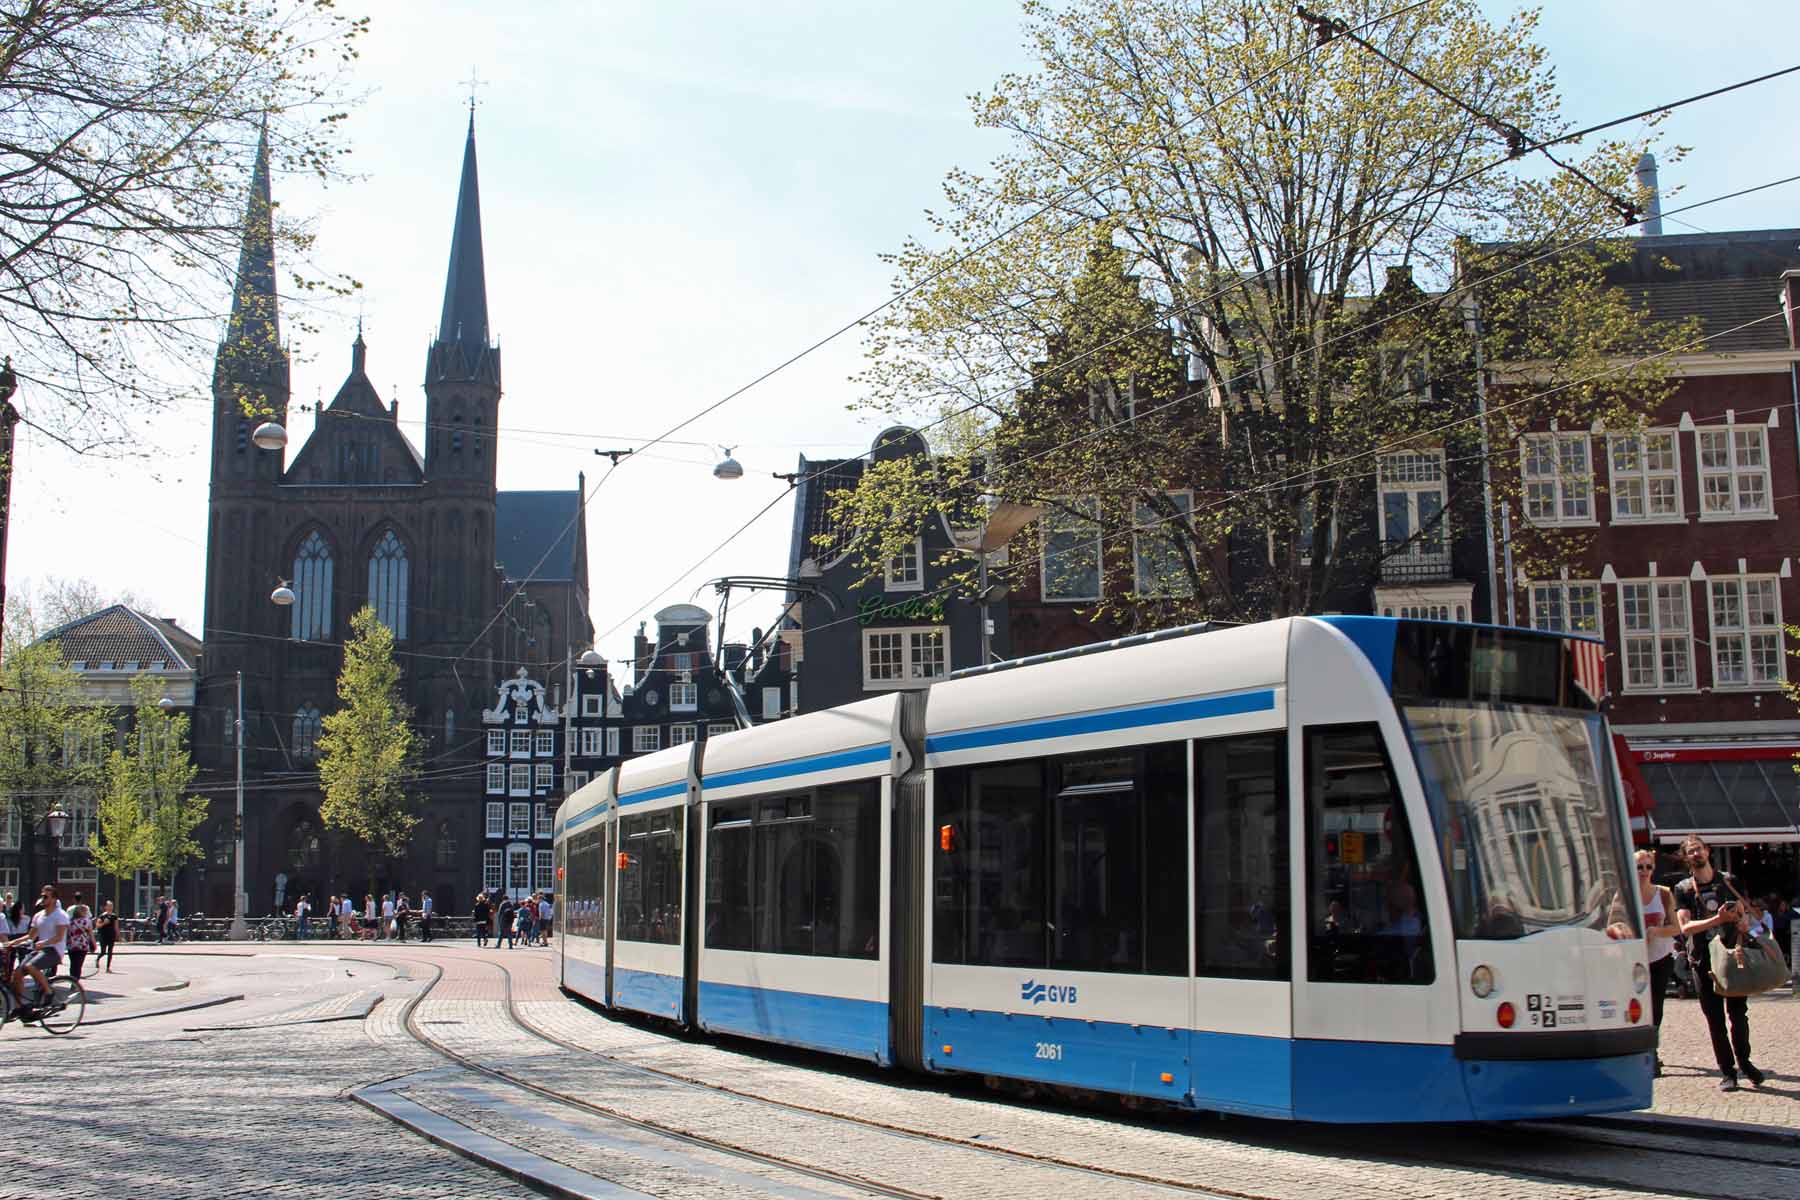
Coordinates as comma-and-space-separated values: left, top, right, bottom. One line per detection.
353, 945, 1798, 1199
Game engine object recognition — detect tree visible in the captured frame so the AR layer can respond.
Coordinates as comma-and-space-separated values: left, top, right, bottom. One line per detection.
317, 606, 418, 888
91, 730, 153, 911
0, 634, 113, 894
0, 0, 366, 453
847, 0, 1690, 624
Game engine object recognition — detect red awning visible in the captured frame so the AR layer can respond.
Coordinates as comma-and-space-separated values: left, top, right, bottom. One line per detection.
1613, 733, 1654, 818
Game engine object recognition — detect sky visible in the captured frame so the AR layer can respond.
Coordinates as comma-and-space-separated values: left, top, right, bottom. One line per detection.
7, 0, 1800, 668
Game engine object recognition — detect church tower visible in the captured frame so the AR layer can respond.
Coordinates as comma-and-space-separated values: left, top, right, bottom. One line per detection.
423, 113, 501, 488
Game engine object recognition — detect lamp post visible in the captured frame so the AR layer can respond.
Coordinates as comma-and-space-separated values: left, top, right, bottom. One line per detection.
45, 807, 68, 894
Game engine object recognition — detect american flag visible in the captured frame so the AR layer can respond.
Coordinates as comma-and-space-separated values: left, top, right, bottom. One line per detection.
1572, 639, 1608, 704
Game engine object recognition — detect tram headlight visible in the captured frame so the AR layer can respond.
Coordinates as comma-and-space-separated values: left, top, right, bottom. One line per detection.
1469, 964, 1496, 999
1632, 962, 1648, 995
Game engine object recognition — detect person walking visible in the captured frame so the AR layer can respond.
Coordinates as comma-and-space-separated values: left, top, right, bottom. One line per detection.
363, 894, 376, 941
154, 896, 171, 944
167, 896, 180, 942
380, 892, 395, 940
94, 900, 118, 972
65, 903, 94, 981
495, 895, 515, 950
538, 893, 553, 944
517, 894, 536, 946
1673, 835, 1765, 1091
294, 894, 311, 940
473, 893, 491, 948
419, 890, 434, 943
394, 893, 410, 943
1634, 850, 1680, 1074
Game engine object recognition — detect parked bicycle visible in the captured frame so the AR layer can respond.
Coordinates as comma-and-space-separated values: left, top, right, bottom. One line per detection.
252, 916, 289, 942
0, 970, 85, 1035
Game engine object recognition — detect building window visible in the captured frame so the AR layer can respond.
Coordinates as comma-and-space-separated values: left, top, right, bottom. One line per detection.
1133, 491, 1194, 597
762, 687, 781, 720
606, 728, 621, 757
1607, 430, 1682, 522
1618, 579, 1693, 692
1041, 499, 1101, 601
633, 726, 660, 753
1527, 581, 1602, 635
1698, 424, 1772, 518
533, 730, 554, 757
582, 694, 602, 717
884, 539, 924, 592
535, 803, 552, 838
483, 849, 503, 893
708, 722, 736, 737
670, 724, 696, 746
579, 727, 603, 756
486, 729, 505, 756
509, 802, 531, 837
509, 764, 531, 794
1378, 451, 1447, 563
367, 529, 408, 640
1710, 576, 1784, 689
861, 626, 948, 689
0, 808, 15, 850
672, 652, 693, 672
1521, 433, 1592, 525
567, 770, 589, 792
485, 764, 505, 794
509, 730, 530, 757
485, 801, 504, 837
534, 763, 554, 792
293, 705, 321, 760
290, 530, 333, 640
669, 682, 697, 711
535, 849, 555, 892
435, 822, 457, 868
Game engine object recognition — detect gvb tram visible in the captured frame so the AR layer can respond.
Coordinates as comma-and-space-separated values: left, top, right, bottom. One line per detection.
554, 616, 1653, 1123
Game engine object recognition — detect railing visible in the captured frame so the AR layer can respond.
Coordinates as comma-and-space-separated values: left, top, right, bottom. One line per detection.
112, 915, 490, 942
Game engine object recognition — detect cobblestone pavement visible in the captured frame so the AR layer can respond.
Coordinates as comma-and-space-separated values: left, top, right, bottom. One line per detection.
21, 943, 1800, 1199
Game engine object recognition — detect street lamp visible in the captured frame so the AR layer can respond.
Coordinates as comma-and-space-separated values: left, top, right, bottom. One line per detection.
270, 578, 295, 607
45, 808, 68, 894
713, 447, 743, 481
251, 421, 287, 451
969, 499, 1046, 665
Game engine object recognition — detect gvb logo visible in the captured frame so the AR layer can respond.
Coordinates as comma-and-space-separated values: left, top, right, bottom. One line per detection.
1020, 979, 1078, 1005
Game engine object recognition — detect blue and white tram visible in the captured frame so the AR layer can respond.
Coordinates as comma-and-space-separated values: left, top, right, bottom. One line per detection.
556, 616, 1653, 1123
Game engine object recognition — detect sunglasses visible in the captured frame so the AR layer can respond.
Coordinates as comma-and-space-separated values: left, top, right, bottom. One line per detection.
1636, 865, 1654, 873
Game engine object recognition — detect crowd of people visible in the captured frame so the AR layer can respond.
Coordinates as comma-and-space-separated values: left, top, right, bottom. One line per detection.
282, 890, 443, 941
470, 890, 553, 948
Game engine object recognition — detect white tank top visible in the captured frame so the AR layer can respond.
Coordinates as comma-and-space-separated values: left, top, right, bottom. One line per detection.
1643, 887, 1674, 962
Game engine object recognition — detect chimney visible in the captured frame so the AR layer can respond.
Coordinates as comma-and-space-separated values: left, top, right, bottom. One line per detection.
633, 621, 651, 688
1636, 153, 1663, 236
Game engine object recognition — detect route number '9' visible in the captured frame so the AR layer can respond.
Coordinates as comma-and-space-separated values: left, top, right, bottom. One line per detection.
1034, 1042, 1064, 1060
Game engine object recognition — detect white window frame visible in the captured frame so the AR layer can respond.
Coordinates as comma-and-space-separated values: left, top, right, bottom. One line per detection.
582, 694, 602, 717
534, 849, 555, 892
509, 730, 530, 758
669, 681, 697, 712
1520, 433, 1594, 526
672, 652, 694, 673
1041, 498, 1102, 602
1606, 429, 1684, 524
1709, 575, 1785, 690
1133, 490, 1195, 598
485, 763, 505, 794
669, 724, 697, 746
1377, 450, 1449, 564
1617, 579, 1695, 693
861, 626, 949, 690
534, 730, 555, 757
632, 726, 660, 753
579, 727, 603, 756
606, 727, 621, 757
707, 722, 737, 737
486, 729, 506, 756
534, 802, 552, 838
567, 770, 589, 792
483, 849, 504, 893
509, 764, 531, 795
485, 801, 505, 838
883, 538, 925, 592
508, 802, 531, 838
1697, 422, 1773, 520
1526, 580, 1604, 637
0, 807, 17, 850
534, 763, 554, 792
762, 687, 781, 720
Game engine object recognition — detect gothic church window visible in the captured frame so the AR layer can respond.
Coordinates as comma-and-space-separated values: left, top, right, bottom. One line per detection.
292, 531, 334, 639
294, 705, 322, 760
368, 529, 409, 640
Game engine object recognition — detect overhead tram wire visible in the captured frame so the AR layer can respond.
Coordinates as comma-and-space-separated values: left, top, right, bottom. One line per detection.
591, 164, 1800, 642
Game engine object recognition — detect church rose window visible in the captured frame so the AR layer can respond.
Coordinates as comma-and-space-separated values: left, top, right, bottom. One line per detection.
292, 531, 334, 640
368, 529, 409, 640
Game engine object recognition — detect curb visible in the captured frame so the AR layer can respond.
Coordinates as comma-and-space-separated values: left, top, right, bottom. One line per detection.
83, 992, 245, 1027
1578, 1110, 1800, 1147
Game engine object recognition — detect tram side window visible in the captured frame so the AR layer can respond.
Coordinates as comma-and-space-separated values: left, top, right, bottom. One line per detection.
1304, 725, 1434, 985
706, 803, 754, 950
564, 830, 606, 938
934, 761, 1047, 967
1194, 733, 1289, 980
618, 810, 681, 945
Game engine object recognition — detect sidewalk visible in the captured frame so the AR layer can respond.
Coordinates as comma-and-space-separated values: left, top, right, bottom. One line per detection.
54, 949, 244, 1025
1645, 985, 1800, 1127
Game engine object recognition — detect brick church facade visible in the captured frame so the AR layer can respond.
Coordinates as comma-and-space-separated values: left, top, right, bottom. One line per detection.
192, 118, 592, 918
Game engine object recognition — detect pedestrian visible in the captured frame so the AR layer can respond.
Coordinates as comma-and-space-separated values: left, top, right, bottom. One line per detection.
154, 895, 170, 944
1766, 895, 1792, 967
65, 903, 94, 980
380, 892, 395, 940
517, 894, 535, 945
473, 893, 491, 948
395, 893, 410, 942
495, 895, 515, 949
1673, 834, 1765, 1091
363, 893, 376, 941
294, 893, 311, 940
419, 890, 434, 943
327, 894, 340, 939
167, 896, 180, 942
1634, 849, 1680, 1074
94, 900, 118, 972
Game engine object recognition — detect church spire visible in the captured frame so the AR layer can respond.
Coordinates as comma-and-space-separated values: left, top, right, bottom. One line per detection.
223, 120, 280, 362
437, 113, 489, 352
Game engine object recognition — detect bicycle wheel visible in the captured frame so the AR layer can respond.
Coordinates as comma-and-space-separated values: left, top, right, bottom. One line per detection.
40, 976, 86, 1035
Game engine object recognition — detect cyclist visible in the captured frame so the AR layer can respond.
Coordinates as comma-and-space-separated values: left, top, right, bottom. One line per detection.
8, 884, 68, 1010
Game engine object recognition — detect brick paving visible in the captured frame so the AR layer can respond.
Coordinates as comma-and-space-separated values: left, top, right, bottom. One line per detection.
1643, 986, 1800, 1125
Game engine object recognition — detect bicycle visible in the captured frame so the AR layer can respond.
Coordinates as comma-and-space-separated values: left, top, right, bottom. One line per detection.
252, 916, 289, 942
0, 967, 86, 1035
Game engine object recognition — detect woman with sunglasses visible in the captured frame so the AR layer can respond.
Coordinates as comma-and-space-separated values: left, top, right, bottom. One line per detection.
1635, 849, 1680, 1075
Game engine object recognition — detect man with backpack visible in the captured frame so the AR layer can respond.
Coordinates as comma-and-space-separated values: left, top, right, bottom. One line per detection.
1673, 834, 1765, 1091
495, 895, 515, 949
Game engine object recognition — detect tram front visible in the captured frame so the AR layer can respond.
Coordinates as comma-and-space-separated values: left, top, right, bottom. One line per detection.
1392, 621, 1654, 1116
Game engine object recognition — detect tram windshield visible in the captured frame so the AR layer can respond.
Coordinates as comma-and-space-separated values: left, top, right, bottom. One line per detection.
1403, 702, 1636, 941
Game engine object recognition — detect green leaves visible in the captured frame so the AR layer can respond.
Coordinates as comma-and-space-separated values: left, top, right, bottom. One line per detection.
316, 605, 418, 859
